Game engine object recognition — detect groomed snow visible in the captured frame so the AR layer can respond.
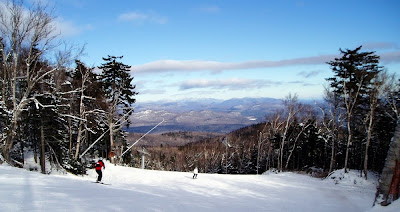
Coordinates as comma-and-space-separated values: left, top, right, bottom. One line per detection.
0, 160, 398, 212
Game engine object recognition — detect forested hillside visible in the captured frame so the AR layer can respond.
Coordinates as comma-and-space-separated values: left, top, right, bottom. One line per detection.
127, 131, 223, 147
127, 47, 400, 190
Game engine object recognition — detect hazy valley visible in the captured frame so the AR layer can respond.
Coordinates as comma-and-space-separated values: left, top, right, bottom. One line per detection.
128, 97, 285, 134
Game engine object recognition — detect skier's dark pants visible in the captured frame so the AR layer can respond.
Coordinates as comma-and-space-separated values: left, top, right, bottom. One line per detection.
96, 170, 102, 182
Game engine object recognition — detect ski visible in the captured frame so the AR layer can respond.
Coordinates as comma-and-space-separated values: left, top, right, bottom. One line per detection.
92, 182, 111, 185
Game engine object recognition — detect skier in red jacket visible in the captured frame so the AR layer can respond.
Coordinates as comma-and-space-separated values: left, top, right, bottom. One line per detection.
95, 159, 105, 183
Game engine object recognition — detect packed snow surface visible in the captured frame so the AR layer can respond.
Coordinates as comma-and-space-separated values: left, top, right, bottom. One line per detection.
0, 161, 398, 212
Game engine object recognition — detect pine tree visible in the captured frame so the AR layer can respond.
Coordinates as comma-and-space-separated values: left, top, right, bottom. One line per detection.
98, 56, 138, 162
326, 46, 382, 173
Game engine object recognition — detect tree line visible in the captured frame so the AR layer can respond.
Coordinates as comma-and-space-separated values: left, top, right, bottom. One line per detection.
0, 0, 137, 173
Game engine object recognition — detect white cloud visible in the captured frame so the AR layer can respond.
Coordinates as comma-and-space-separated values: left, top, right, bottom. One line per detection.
51, 18, 94, 38
362, 42, 399, 50
53, 18, 81, 37
118, 11, 167, 24
0, 1, 85, 38
140, 88, 166, 95
179, 78, 279, 90
131, 55, 337, 74
131, 51, 400, 75
297, 70, 322, 78
379, 51, 400, 64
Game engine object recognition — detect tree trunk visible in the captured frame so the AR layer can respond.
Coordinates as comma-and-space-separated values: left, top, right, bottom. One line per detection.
109, 121, 115, 164
34, 142, 38, 164
2, 119, 18, 164
40, 124, 46, 174
329, 137, 336, 173
73, 83, 86, 160
344, 113, 352, 173
279, 118, 291, 171
68, 110, 73, 155
389, 161, 400, 200
379, 117, 400, 205
364, 106, 375, 180
74, 124, 83, 160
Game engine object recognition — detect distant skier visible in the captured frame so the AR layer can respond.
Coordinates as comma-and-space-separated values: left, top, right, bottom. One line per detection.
95, 159, 105, 183
193, 167, 198, 179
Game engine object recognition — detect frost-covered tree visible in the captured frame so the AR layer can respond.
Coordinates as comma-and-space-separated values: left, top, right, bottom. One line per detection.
68, 60, 102, 160
319, 87, 345, 173
278, 93, 303, 171
285, 104, 315, 170
0, 0, 84, 167
0, 0, 59, 164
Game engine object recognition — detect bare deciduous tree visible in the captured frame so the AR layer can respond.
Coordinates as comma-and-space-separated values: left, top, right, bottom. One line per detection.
363, 71, 386, 179
319, 87, 345, 173
0, 0, 59, 163
382, 73, 399, 121
285, 104, 314, 170
278, 93, 303, 171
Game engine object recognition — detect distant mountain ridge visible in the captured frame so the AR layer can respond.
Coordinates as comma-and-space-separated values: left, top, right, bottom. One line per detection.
128, 97, 284, 133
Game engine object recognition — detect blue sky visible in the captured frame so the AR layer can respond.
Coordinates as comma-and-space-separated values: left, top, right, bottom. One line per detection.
43, 0, 400, 102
